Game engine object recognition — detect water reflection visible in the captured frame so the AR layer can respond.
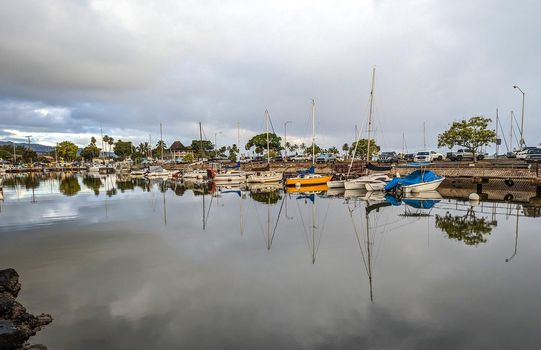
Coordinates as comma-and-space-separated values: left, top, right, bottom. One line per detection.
1, 173, 541, 349
435, 208, 496, 246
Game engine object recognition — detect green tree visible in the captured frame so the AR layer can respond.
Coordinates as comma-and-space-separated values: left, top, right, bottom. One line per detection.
183, 153, 195, 163
153, 140, 167, 159
190, 140, 213, 158
438, 116, 496, 162
435, 209, 495, 246
59, 176, 81, 196
228, 144, 239, 162
108, 137, 114, 156
245, 133, 282, 155
342, 143, 350, 157
328, 146, 339, 155
349, 139, 380, 160
304, 143, 322, 157
57, 141, 79, 161
0, 149, 12, 160
80, 142, 100, 161
102, 135, 110, 155
114, 140, 135, 160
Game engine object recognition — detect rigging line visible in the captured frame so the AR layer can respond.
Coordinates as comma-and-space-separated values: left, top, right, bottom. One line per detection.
270, 194, 286, 245
267, 112, 277, 135
252, 198, 268, 245
512, 114, 522, 138
348, 205, 370, 276
498, 118, 510, 152
314, 197, 332, 257
205, 194, 214, 226
295, 197, 313, 257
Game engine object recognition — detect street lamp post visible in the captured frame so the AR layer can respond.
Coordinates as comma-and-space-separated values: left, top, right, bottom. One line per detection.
284, 121, 292, 162
513, 85, 525, 148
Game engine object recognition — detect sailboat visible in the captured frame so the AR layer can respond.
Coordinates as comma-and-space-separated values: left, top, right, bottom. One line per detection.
247, 110, 283, 183
344, 68, 391, 191
285, 100, 333, 187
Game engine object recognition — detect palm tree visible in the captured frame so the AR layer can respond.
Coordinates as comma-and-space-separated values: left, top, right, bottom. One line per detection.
108, 137, 114, 157
300, 142, 306, 155
102, 135, 109, 157
91, 136, 96, 145
342, 143, 349, 159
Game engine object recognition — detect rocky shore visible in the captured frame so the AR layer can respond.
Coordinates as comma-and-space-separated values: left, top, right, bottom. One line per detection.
0, 268, 52, 350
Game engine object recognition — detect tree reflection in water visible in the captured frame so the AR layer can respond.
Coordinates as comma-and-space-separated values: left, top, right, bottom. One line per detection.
249, 191, 282, 204
82, 176, 101, 196
435, 208, 496, 246
59, 176, 81, 196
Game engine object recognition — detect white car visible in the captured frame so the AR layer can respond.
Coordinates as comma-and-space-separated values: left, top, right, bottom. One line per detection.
414, 150, 444, 162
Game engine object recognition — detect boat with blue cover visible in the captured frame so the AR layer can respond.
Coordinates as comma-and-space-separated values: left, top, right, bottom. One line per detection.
384, 170, 444, 193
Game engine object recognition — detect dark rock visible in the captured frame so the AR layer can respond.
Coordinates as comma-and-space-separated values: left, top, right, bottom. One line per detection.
0, 268, 52, 350
0, 269, 21, 297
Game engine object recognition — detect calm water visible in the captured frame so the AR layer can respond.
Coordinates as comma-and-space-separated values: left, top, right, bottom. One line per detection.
1, 173, 541, 349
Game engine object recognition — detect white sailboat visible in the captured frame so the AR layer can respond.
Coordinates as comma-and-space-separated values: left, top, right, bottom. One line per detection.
247, 110, 283, 183
344, 173, 391, 190
344, 68, 389, 191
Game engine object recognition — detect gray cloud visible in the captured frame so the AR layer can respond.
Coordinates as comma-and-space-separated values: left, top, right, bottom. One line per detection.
1, 0, 540, 149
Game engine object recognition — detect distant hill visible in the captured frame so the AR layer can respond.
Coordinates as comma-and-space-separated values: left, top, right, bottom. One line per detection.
0, 141, 55, 154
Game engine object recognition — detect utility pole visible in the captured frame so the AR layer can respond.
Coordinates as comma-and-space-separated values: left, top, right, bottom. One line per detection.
12, 141, 16, 163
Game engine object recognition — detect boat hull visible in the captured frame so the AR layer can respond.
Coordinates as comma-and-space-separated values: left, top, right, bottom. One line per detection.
401, 178, 445, 193
246, 172, 282, 183
285, 175, 333, 187
344, 181, 367, 190
326, 180, 345, 188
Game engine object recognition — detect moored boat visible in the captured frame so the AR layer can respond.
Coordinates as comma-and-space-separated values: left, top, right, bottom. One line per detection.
384, 170, 444, 194
344, 173, 391, 190
247, 171, 282, 183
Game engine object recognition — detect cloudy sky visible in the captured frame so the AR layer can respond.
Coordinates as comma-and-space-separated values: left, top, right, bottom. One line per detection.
1, 0, 539, 152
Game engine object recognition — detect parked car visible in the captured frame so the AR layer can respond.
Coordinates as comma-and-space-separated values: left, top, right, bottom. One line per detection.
291, 155, 309, 162
522, 148, 541, 161
404, 153, 416, 162
448, 149, 486, 161
414, 150, 444, 162
378, 151, 399, 163
516, 147, 540, 159
316, 153, 337, 163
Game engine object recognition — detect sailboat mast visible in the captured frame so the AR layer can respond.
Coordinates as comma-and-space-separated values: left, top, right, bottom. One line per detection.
266, 110, 270, 164
366, 68, 376, 165
312, 99, 316, 165
495, 108, 499, 157
312, 197, 316, 264
160, 123, 164, 161
366, 210, 373, 302
199, 122, 203, 160
267, 196, 271, 250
